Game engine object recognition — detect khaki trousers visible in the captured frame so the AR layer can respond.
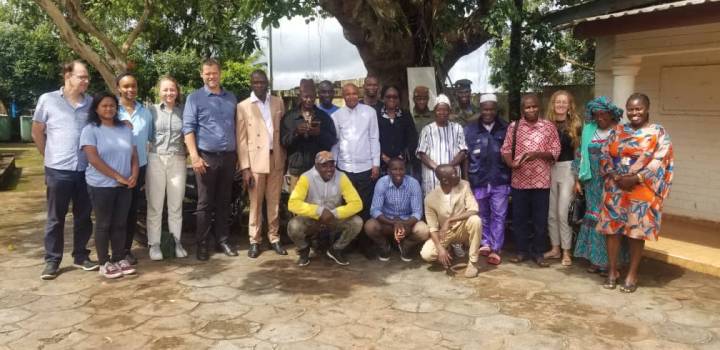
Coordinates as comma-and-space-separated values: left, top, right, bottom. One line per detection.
287, 216, 363, 251
248, 154, 284, 244
421, 216, 482, 263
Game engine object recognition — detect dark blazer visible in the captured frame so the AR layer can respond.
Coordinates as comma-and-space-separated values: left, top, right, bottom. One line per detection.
280, 106, 337, 176
464, 117, 511, 187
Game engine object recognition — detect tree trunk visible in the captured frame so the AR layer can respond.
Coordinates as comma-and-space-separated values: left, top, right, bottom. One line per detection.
508, 0, 524, 121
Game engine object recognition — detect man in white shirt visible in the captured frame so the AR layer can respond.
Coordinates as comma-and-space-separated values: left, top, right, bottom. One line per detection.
331, 83, 381, 256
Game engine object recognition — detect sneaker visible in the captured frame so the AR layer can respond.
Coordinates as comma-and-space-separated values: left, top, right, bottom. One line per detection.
99, 262, 123, 279
377, 243, 391, 262
41, 262, 59, 280
73, 258, 99, 271
451, 243, 466, 258
124, 252, 138, 265
149, 245, 163, 261
117, 259, 136, 275
326, 246, 349, 266
175, 240, 188, 258
296, 248, 310, 267
398, 241, 413, 262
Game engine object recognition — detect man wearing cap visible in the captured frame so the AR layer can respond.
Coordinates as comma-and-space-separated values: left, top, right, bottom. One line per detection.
412, 85, 434, 133
463, 93, 510, 265
451, 79, 478, 127
287, 151, 364, 266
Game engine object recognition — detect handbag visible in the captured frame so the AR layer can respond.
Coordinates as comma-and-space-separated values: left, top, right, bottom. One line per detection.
568, 193, 586, 228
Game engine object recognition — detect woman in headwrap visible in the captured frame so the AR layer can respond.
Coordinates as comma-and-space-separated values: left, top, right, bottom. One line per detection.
598, 93, 673, 293
573, 96, 629, 277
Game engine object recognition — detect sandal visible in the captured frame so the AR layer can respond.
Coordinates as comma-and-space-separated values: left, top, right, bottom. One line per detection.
487, 253, 501, 265
543, 250, 562, 259
586, 265, 601, 273
620, 282, 638, 293
509, 254, 527, 263
561, 255, 572, 266
534, 257, 550, 268
478, 246, 491, 257
599, 269, 609, 278
603, 272, 619, 290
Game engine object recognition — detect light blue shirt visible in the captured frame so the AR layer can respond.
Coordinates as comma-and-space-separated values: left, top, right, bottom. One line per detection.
182, 86, 237, 152
80, 123, 136, 188
119, 101, 152, 167
32, 88, 92, 171
370, 174, 423, 221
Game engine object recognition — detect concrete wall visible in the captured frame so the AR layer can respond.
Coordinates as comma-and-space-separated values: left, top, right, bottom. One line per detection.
594, 23, 720, 222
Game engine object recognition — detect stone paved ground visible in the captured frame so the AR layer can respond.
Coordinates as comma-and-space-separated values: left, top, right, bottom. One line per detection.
1, 145, 720, 349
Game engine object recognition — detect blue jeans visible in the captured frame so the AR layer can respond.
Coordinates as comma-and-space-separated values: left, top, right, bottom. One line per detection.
511, 188, 550, 259
43, 167, 93, 264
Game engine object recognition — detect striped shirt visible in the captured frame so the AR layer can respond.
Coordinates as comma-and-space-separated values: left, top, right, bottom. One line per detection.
370, 175, 423, 221
416, 121, 467, 194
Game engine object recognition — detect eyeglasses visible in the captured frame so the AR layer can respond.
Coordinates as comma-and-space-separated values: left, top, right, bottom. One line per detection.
72, 74, 90, 81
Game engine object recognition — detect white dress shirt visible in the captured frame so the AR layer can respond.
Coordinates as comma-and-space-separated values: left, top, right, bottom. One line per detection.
250, 91, 273, 150
331, 103, 380, 173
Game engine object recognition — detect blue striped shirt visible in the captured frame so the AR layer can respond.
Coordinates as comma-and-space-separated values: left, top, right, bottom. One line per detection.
370, 175, 423, 221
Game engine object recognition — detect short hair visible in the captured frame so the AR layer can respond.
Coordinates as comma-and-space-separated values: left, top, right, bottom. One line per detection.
627, 92, 650, 108
342, 83, 359, 93
318, 80, 334, 88
381, 85, 401, 100
413, 85, 429, 97
434, 164, 456, 177
251, 69, 268, 80
521, 93, 540, 107
87, 92, 122, 127
365, 74, 379, 82
299, 79, 316, 94
201, 58, 221, 70
115, 72, 137, 86
61, 60, 85, 78
387, 157, 406, 168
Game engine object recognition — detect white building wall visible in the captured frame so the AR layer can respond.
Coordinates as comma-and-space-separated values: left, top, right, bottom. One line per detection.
594, 23, 720, 222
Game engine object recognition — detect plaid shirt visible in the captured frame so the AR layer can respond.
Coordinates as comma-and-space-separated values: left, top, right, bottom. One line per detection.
370, 175, 423, 220
501, 118, 560, 189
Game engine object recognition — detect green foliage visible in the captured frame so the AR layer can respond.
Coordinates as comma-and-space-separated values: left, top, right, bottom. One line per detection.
486, 0, 595, 92
221, 59, 259, 100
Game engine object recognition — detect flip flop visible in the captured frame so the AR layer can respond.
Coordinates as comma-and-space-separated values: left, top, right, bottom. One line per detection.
543, 251, 562, 259
487, 253, 501, 265
603, 276, 618, 289
561, 255, 572, 266
509, 254, 527, 263
478, 246, 491, 257
620, 283, 638, 293
587, 266, 601, 273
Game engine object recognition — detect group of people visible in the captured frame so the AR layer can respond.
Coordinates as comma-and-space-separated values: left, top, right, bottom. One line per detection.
32, 59, 674, 292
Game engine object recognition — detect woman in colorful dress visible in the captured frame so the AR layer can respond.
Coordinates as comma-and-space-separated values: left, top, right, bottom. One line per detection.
573, 97, 628, 276
597, 93, 674, 293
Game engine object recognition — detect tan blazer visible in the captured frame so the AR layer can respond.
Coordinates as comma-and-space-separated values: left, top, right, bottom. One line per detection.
424, 180, 479, 233
236, 95, 286, 174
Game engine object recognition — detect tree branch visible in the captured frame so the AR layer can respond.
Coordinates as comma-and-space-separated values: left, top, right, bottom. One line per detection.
559, 53, 593, 71
122, 0, 152, 54
65, 0, 125, 65
34, 0, 118, 93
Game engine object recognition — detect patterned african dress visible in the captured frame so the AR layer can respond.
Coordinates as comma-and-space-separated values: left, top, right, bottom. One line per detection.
597, 123, 674, 240
416, 121, 468, 194
573, 127, 629, 267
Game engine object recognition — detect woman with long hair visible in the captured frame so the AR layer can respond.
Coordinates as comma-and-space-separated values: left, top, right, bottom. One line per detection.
544, 90, 583, 266
80, 92, 139, 278
146, 75, 188, 260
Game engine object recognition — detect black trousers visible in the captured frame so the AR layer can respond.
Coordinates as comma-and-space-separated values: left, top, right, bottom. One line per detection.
124, 165, 146, 253
511, 188, 550, 259
195, 151, 236, 246
341, 168, 375, 251
88, 186, 132, 265
43, 167, 93, 264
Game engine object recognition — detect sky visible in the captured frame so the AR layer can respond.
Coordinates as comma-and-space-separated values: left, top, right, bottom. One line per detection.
256, 16, 495, 93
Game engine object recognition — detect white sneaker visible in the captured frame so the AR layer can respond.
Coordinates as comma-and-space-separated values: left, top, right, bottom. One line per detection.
175, 240, 187, 258
149, 244, 163, 261
117, 259, 136, 275
99, 262, 123, 279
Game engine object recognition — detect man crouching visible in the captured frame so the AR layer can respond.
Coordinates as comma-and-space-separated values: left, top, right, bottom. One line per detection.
420, 164, 482, 277
287, 151, 363, 266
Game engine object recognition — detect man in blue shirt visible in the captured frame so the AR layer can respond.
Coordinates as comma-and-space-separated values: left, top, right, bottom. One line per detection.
316, 80, 339, 117
463, 93, 510, 265
31, 60, 97, 279
364, 158, 428, 262
182, 58, 239, 261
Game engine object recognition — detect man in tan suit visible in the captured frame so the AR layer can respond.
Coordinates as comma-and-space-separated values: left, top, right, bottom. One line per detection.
237, 70, 287, 258
420, 164, 482, 278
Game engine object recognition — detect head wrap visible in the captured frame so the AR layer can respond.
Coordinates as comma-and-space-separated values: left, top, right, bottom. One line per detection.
584, 96, 623, 122
435, 94, 451, 109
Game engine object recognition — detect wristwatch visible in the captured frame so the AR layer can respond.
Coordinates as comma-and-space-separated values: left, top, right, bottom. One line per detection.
636, 173, 644, 183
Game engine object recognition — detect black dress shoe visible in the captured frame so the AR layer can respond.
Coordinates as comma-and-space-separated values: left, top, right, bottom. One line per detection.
197, 243, 209, 261
219, 242, 238, 257
271, 241, 288, 255
248, 243, 261, 258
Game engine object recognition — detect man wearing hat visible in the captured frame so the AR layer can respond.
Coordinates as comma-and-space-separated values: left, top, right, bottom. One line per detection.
412, 85, 434, 134
450, 79, 478, 127
287, 151, 364, 266
463, 93, 510, 265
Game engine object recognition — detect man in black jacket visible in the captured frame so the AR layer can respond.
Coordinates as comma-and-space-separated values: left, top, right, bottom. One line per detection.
280, 79, 337, 192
